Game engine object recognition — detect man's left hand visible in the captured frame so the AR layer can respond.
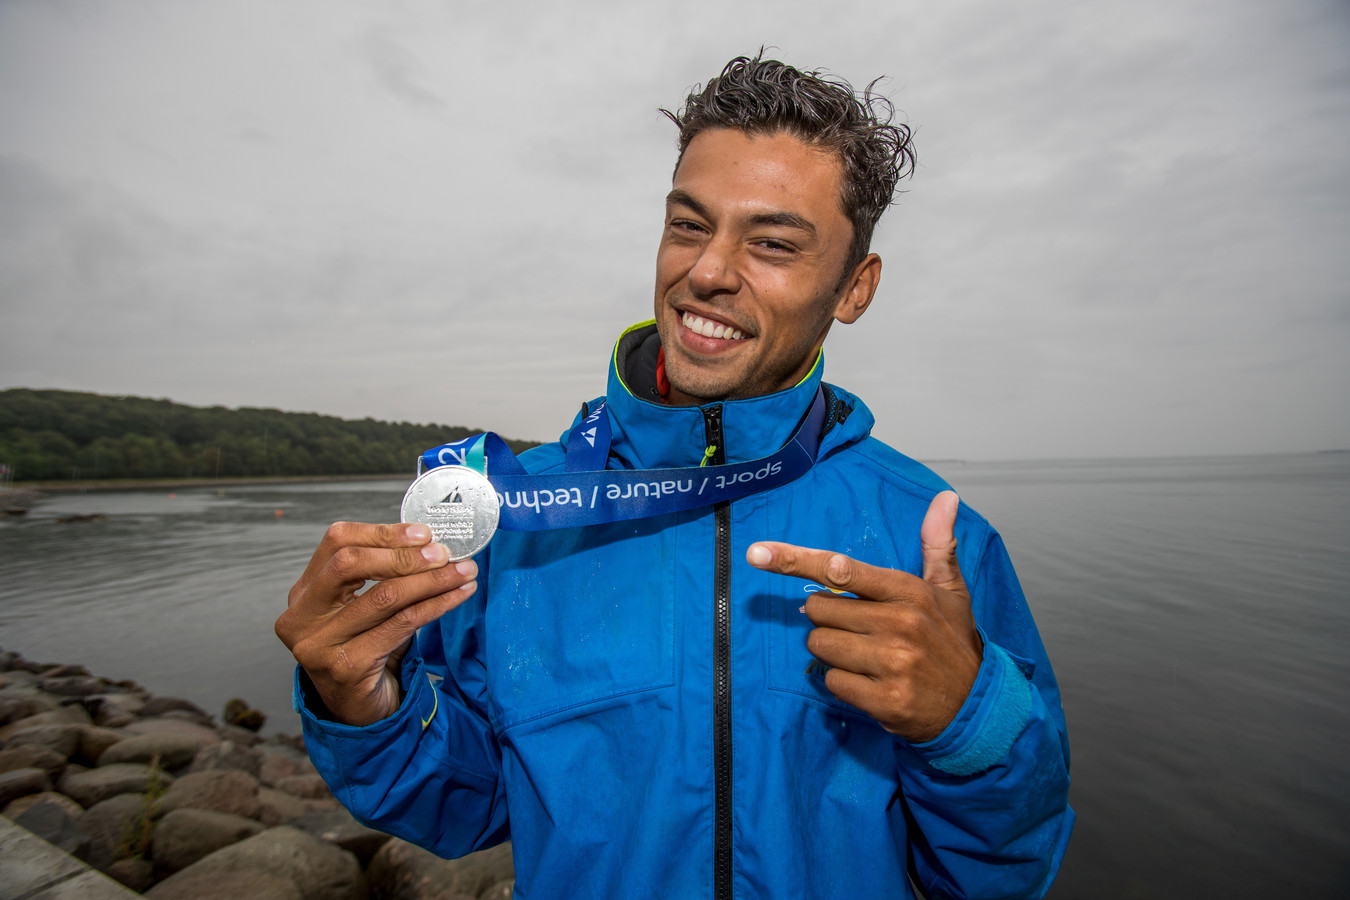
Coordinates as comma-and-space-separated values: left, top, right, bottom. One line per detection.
746, 490, 982, 743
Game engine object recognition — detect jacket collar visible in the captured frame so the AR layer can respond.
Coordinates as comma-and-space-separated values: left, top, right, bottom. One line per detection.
595, 321, 871, 470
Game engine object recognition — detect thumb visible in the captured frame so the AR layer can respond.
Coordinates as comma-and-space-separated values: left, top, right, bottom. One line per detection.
920, 490, 965, 590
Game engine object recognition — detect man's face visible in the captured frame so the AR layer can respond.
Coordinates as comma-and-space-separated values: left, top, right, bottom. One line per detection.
654, 127, 871, 406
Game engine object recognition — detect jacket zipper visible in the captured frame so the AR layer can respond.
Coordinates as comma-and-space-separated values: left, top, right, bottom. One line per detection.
703, 403, 732, 900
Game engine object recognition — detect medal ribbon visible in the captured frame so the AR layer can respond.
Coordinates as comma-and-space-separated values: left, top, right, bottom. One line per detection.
417, 388, 827, 532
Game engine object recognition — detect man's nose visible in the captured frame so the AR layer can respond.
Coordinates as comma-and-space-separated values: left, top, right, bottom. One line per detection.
688, 238, 740, 296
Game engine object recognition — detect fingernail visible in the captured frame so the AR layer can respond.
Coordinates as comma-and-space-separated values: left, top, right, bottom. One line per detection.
407, 524, 431, 541
455, 559, 478, 577
421, 543, 448, 563
746, 544, 772, 567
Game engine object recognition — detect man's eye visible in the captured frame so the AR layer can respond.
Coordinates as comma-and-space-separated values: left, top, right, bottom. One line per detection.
756, 239, 794, 253
670, 219, 704, 233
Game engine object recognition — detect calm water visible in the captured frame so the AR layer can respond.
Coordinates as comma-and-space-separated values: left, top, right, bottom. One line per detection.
1, 454, 1347, 897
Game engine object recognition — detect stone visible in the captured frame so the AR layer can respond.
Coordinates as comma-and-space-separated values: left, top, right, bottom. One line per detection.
158, 708, 218, 727
94, 709, 137, 729
275, 774, 331, 800
0, 693, 53, 726
59, 763, 172, 808
256, 786, 309, 826
367, 838, 513, 900
107, 857, 156, 892
149, 825, 365, 900
146, 868, 304, 900
91, 692, 146, 718
151, 807, 266, 873
155, 769, 260, 820
0, 767, 52, 807
288, 807, 390, 868
78, 726, 126, 765
77, 792, 152, 871
0, 743, 67, 779
259, 751, 303, 786
189, 740, 264, 777
481, 881, 515, 900
223, 697, 266, 731
99, 733, 202, 771
0, 703, 92, 736
139, 697, 210, 720
14, 797, 90, 856
219, 723, 264, 747
122, 717, 222, 748
40, 664, 92, 678
39, 675, 111, 697
3, 790, 84, 821
3, 723, 86, 758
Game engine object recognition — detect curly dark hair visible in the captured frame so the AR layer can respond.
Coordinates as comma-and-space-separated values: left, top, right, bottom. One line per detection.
661, 52, 916, 278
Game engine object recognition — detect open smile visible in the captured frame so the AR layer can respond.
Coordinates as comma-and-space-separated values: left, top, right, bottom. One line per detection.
682, 311, 747, 341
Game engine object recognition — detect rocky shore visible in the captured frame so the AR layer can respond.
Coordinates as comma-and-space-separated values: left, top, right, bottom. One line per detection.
0, 648, 513, 899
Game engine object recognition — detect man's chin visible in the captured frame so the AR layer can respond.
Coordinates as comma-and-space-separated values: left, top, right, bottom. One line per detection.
664, 362, 744, 406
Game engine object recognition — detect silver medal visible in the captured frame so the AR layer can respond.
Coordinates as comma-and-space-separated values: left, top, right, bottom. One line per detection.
400, 466, 500, 561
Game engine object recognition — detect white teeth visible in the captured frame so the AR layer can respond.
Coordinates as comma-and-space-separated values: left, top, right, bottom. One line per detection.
682, 312, 746, 340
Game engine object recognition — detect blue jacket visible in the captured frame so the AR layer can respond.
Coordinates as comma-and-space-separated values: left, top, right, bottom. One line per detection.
299, 322, 1073, 899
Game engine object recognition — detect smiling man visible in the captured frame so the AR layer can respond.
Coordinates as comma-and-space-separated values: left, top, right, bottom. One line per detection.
278, 54, 1073, 899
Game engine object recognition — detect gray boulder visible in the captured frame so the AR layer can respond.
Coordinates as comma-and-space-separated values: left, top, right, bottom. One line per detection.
123, 716, 222, 747
259, 752, 302, 787
77, 725, 125, 764
14, 797, 90, 856
150, 825, 366, 900
257, 786, 309, 826
100, 732, 202, 770
39, 675, 111, 697
152, 807, 266, 872
0, 743, 66, 779
368, 838, 513, 900
59, 762, 172, 808
107, 857, 156, 892
0, 766, 52, 807
77, 791, 151, 871
139, 696, 211, 720
2, 789, 84, 821
156, 769, 261, 820
275, 773, 331, 799
3, 722, 86, 758
288, 806, 390, 867
190, 739, 265, 776
147, 869, 304, 900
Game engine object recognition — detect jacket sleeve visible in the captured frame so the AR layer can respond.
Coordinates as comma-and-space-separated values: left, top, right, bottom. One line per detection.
296, 551, 508, 858
893, 530, 1075, 899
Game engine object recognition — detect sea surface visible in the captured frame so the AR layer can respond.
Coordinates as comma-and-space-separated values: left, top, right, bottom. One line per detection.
1, 453, 1347, 897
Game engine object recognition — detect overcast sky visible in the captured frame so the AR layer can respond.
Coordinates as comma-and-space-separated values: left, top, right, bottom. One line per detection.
1, 0, 1346, 461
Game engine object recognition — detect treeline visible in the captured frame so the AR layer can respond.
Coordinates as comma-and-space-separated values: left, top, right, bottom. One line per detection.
0, 389, 538, 482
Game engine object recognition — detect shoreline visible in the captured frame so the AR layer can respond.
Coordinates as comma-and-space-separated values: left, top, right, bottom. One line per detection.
3, 473, 407, 496
0, 648, 514, 897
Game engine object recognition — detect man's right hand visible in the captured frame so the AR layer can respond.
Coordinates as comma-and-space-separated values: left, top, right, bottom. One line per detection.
275, 522, 479, 727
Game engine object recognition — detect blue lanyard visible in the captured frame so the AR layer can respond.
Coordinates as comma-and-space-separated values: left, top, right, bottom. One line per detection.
418, 388, 827, 532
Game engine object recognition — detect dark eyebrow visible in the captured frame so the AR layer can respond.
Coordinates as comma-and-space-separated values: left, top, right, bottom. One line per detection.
665, 189, 817, 237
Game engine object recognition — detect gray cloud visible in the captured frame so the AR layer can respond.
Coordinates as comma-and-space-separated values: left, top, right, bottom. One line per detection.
0, 0, 1346, 458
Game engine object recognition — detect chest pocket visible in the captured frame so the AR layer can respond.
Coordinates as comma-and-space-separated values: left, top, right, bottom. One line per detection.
753, 475, 923, 717
484, 519, 676, 732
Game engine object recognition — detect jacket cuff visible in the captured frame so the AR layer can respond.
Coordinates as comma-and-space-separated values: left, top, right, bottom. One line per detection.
291, 658, 427, 735
908, 634, 1034, 776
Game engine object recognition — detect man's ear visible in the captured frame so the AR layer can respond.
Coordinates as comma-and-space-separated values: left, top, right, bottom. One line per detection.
833, 253, 882, 325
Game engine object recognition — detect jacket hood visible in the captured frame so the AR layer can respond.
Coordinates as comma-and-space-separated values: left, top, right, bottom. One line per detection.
575, 321, 874, 470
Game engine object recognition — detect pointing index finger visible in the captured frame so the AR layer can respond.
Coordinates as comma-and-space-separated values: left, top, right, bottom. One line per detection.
747, 541, 902, 602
